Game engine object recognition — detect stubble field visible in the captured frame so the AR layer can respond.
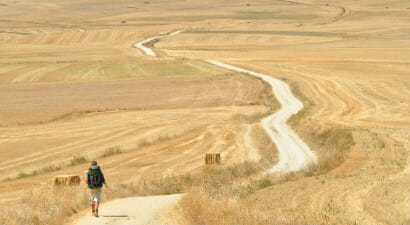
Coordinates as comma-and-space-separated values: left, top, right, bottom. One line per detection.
0, 0, 409, 224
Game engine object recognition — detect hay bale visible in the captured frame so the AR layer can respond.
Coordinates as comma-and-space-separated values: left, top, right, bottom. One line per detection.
205, 153, 221, 165
53, 175, 80, 186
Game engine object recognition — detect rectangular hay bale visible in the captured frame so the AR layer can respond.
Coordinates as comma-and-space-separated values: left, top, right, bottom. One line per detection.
53, 175, 80, 186
205, 153, 221, 165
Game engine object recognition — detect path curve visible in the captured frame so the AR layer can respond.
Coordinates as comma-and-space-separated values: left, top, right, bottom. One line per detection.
135, 30, 184, 57
136, 30, 317, 175
205, 61, 317, 175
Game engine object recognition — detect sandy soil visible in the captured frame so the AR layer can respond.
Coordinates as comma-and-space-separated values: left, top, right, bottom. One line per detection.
73, 194, 183, 225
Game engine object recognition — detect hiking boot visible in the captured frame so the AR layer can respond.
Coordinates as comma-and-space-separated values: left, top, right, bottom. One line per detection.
92, 210, 95, 216
94, 209, 99, 217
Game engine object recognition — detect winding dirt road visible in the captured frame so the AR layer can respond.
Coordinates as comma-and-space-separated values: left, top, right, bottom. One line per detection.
205, 60, 317, 175
135, 30, 184, 57
73, 30, 317, 225
137, 31, 317, 175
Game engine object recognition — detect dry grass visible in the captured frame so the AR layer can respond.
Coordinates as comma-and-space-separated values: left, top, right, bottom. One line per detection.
176, 83, 357, 225
1, 0, 409, 224
180, 192, 272, 225
2, 165, 61, 181
100, 147, 123, 158
304, 127, 354, 176
0, 186, 88, 225
288, 81, 355, 175
69, 155, 88, 166
250, 125, 279, 167
287, 82, 315, 126
0, 161, 263, 225
178, 164, 361, 225
137, 135, 173, 148
177, 167, 309, 225
3, 155, 88, 182
0, 178, 180, 225
181, 192, 348, 225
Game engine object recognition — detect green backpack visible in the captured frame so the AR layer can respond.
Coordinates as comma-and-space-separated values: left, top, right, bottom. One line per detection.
88, 166, 104, 189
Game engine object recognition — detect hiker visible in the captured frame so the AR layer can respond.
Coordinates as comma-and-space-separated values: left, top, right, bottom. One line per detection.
85, 161, 106, 217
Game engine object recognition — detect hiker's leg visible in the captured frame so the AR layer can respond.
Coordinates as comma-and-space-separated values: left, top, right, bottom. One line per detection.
94, 201, 100, 217
91, 203, 95, 211
89, 190, 94, 211
94, 188, 101, 211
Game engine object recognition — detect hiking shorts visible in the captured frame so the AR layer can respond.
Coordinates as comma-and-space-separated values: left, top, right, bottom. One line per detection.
88, 188, 102, 204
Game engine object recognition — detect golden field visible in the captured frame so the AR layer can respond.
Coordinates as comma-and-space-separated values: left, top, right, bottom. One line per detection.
0, 0, 409, 224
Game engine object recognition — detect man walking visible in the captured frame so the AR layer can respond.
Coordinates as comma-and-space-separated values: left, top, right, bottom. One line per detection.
85, 161, 106, 217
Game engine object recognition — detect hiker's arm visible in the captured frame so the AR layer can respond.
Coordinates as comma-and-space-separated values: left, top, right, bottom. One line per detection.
85, 177, 88, 185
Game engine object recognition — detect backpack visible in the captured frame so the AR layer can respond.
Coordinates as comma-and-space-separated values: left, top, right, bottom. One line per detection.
87, 166, 104, 189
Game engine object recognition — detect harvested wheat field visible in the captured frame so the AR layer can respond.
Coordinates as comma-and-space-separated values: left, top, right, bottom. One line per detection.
0, 0, 409, 225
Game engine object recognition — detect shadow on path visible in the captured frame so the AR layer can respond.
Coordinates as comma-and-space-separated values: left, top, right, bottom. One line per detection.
101, 215, 129, 218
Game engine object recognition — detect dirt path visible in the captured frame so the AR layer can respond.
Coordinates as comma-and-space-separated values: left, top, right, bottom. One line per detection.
73, 194, 183, 225
135, 30, 317, 174
205, 60, 317, 175
135, 30, 184, 57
